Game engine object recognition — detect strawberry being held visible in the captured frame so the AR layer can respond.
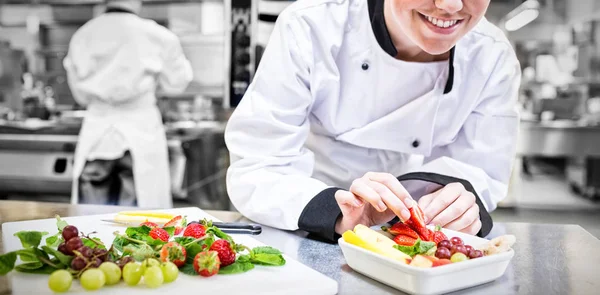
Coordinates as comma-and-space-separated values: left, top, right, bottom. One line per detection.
386, 222, 418, 239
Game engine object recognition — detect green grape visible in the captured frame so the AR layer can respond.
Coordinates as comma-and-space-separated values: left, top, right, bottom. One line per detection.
48, 269, 72, 293
141, 258, 160, 273
144, 266, 164, 288
99, 262, 122, 285
160, 262, 179, 283
80, 269, 106, 291
122, 262, 143, 286
450, 252, 468, 263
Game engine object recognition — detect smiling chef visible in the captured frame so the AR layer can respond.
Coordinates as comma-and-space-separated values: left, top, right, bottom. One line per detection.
224, 0, 521, 242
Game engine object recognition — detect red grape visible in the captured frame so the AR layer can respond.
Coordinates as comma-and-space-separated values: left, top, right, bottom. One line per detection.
464, 245, 473, 254
77, 246, 93, 258
71, 257, 88, 271
435, 247, 452, 259
469, 250, 483, 259
93, 249, 108, 262
61, 226, 79, 241
92, 258, 102, 268
58, 243, 70, 256
66, 238, 83, 254
450, 237, 463, 246
437, 240, 452, 249
451, 244, 469, 256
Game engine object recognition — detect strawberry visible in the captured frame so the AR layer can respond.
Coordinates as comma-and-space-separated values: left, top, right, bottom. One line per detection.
193, 251, 220, 277
183, 223, 206, 239
432, 226, 448, 244
387, 222, 419, 239
164, 215, 186, 236
393, 235, 417, 246
140, 221, 158, 228
209, 240, 236, 267
160, 242, 187, 267
408, 205, 427, 230
149, 228, 170, 242
417, 227, 434, 242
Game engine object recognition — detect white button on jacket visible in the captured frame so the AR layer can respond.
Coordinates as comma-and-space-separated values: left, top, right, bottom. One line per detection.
225, 0, 521, 239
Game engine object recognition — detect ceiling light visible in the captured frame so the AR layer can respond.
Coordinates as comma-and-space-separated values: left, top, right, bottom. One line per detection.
503, 0, 540, 32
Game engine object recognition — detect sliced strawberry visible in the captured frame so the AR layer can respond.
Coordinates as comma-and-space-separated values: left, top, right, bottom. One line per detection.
164, 215, 182, 228
408, 205, 427, 229
140, 221, 159, 228
387, 222, 419, 239
432, 226, 448, 244
417, 227, 434, 242
149, 228, 170, 242
393, 235, 417, 246
174, 227, 184, 236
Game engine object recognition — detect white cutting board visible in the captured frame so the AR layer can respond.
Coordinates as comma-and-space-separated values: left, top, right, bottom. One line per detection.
2, 207, 338, 295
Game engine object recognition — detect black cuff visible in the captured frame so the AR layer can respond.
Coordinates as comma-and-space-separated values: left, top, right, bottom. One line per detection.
298, 187, 343, 243
393, 172, 493, 238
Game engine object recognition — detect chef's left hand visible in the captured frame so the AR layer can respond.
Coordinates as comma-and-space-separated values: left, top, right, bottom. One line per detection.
417, 183, 481, 235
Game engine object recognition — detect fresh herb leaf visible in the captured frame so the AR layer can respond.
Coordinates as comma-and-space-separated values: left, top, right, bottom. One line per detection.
15, 249, 38, 262
237, 254, 251, 263
55, 215, 68, 231
174, 237, 194, 245
82, 237, 106, 250
126, 226, 152, 240
393, 239, 436, 257
207, 226, 233, 244
182, 235, 215, 264
251, 253, 286, 266
42, 246, 73, 266
15, 261, 43, 271
252, 246, 282, 255
179, 263, 197, 276
13, 231, 48, 248
218, 260, 254, 274
45, 233, 63, 248
112, 235, 130, 252
123, 244, 156, 262
425, 246, 437, 257
163, 226, 175, 236
250, 246, 285, 266
15, 263, 57, 274
144, 236, 167, 249
0, 252, 17, 275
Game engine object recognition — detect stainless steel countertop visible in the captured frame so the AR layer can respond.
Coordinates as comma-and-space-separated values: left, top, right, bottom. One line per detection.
2, 200, 600, 295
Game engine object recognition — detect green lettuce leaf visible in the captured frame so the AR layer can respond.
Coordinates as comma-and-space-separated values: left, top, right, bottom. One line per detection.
218, 260, 254, 274
13, 231, 48, 249
15, 249, 39, 262
394, 239, 436, 257
82, 237, 106, 250
0, 252, 17, 275
41, 246, 73, 266
14, 263, 58, 274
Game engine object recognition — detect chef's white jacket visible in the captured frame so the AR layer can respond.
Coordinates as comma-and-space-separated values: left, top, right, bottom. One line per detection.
225, 0, 521, 241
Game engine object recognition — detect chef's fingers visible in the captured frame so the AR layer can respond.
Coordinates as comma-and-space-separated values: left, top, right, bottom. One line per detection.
418, 188, 444, 215
364, 172, 414, 209
349, 178, 387, 212
364, 180, 411, 222
429, 189, 475, 227
444, 203, 480, 232
461, 218, 482, 236
422, 182, 464, 224
334, 189, 364, 216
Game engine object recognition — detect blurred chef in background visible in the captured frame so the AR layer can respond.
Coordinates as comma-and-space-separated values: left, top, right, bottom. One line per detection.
64, 0, 193, 208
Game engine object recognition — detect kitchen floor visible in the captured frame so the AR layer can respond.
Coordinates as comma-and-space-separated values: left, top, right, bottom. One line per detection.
4, 161, 600, 239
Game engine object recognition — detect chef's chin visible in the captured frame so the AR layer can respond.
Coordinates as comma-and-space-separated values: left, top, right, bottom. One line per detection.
417, 40, 457, 56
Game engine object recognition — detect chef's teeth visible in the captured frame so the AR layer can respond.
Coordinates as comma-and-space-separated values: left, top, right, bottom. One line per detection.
425, 15, 458, 28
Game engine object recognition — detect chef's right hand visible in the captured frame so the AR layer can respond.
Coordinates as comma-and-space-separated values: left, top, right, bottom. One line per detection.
334, 172, 414, 235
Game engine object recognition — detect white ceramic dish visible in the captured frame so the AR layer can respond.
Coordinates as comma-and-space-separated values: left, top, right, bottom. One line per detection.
338, 228, 514, 295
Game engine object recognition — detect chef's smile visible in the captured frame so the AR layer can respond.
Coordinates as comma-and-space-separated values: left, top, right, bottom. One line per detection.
418, 12, 463, 34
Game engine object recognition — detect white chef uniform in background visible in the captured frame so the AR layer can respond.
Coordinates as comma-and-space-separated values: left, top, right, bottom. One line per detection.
64, 0, 193, 208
